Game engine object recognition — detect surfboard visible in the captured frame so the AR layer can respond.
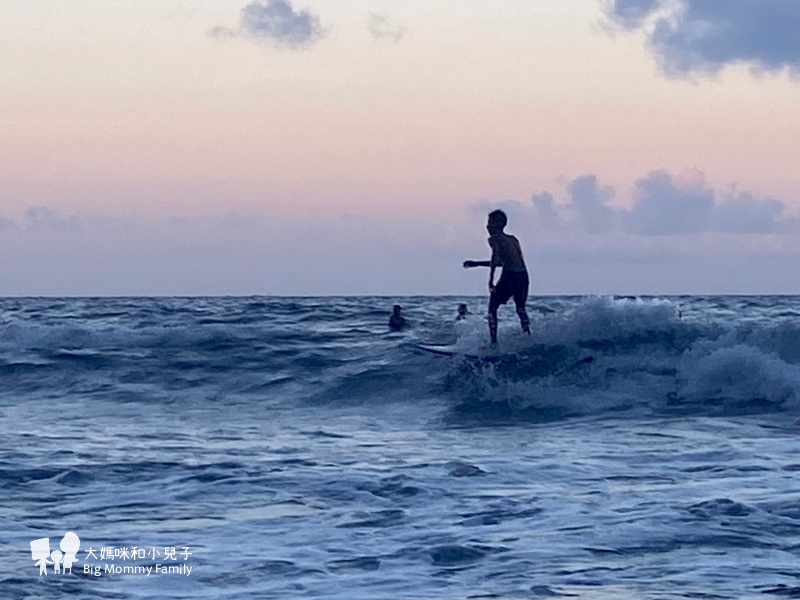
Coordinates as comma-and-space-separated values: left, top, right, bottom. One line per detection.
416, 344, 521, 362
416, 343, 596, 370
416, 344, 481, 359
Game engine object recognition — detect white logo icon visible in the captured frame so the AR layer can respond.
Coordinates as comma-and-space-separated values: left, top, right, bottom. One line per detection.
30, 532, 81, 576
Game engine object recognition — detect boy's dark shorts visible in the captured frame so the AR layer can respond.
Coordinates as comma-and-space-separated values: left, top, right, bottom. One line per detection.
490, 270, 529, 310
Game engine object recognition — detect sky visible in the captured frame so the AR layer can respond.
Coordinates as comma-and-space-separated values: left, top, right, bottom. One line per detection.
1, 0, 799, 295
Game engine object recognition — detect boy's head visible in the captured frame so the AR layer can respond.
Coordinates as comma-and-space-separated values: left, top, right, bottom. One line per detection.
487, 209, 507, 234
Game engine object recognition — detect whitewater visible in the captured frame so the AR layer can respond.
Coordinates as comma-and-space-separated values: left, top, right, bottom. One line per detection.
3, 295, 800, 599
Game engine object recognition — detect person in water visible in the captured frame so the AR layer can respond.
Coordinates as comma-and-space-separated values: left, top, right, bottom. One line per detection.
389, 305, 406, 331
456, 303, 469, 321
463, 209, 531, 344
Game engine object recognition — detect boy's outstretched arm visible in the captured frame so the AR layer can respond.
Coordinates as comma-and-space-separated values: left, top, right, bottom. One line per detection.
463, 260, 491, 268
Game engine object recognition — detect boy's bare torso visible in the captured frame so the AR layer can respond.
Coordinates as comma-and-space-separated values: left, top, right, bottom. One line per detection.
489, 233, 526, 272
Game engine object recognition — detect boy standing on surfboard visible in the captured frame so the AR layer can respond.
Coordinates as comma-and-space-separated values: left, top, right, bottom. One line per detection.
463, 209, 531, 345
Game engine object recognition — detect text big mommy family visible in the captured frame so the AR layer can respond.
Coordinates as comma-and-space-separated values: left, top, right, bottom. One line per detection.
84, 563, 193, 577
31, 532, 193, 578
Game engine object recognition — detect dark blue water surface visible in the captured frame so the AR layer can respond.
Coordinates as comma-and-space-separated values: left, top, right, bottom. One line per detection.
3, 296, 800, 599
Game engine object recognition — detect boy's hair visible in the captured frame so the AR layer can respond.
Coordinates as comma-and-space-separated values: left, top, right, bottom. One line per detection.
488, 209, 507, 229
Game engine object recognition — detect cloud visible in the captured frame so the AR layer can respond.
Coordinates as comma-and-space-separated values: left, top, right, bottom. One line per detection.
568, 175, 616, 234
605, 0, 800, 76
711, 192, 792, 234
605, 0, 662, 28
626, 170, 798, 235
624, 170, 714, 235
25, 206, 82, 232
531, 170, 797, 236
531, 192, 562, 230
210, 0, 325, 49
530, 175, 615, 234
367, 13, 407, 43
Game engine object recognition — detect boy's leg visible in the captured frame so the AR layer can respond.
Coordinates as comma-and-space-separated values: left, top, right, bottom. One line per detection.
489, 275, 516, 344
517, 304, 530, 334
488, 295, 499, 344
513, 274, 530, 334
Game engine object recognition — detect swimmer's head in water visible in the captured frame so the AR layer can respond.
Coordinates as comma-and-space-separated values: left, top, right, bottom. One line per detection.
487, 209, 507, 234
393, 305, 402, 314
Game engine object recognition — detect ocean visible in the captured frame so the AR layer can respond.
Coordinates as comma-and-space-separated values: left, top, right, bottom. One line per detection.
3, 295, 800, 599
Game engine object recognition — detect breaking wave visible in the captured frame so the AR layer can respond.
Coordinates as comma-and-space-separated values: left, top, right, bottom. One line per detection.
2, 296, 800, 424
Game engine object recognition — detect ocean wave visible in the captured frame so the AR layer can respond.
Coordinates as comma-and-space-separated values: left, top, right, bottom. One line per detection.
441, 296, 800, 422
1, 296, 800, 422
